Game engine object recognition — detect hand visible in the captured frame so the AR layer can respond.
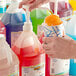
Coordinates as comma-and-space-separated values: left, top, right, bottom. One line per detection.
19, 0, 50, 11
43, 36, 76, 59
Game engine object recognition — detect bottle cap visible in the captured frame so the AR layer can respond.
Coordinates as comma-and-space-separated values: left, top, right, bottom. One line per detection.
23, 6, 33, 31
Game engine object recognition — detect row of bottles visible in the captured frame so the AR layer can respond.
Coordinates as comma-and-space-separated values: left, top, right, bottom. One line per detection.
0, 0, 76, 76
0, 0, 45, 76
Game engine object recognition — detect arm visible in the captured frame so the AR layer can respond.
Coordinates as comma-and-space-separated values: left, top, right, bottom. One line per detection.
19, 0, 50, 10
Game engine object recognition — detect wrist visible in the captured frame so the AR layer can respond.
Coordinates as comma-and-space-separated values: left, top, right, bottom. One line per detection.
70, 40, 76, 59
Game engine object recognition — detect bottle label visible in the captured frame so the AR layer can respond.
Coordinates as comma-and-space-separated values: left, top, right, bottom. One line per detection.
22, 63, 45, 76
50, 58, 70, 75
11, 32, 22, 47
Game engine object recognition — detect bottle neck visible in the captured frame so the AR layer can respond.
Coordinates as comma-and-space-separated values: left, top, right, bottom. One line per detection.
23, 22, 33, 31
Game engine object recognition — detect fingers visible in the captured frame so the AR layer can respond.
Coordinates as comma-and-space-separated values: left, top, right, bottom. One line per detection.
43, 36, 57, 44
29, 0, 49, 11
45, 49, 55, 55
43, 37, 71, 59
43, 42, 55, 50
48, 52, 70, 59
19, 0, 29, 8
19, 0, 49, 11
19, 0, 35, 8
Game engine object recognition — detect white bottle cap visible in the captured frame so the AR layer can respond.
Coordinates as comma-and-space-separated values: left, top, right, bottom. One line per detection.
23, 6, 33, 31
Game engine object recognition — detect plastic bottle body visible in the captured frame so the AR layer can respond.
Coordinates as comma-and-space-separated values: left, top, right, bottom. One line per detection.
12, 46, 45, 76
0, 54, 19, 76
1, 12, 26, 47
12, 31, 45, 76
0, 37, 19, 76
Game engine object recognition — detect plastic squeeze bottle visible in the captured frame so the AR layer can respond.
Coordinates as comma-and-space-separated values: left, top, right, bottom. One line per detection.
12, 6, 45, 76
0, 34, 19, 76
1, 0, 26, 47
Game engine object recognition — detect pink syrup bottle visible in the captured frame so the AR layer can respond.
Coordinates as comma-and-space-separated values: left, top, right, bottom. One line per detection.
12, 6, 45, 76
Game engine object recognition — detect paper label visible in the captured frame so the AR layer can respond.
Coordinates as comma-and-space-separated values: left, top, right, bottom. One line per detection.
50, 58, 70, 75
22, 63, 45, 76
11, 32, 22, 47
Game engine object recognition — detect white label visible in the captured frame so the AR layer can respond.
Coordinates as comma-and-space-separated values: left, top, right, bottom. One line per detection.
22, 63, 45, 76
50, 58, 70, 75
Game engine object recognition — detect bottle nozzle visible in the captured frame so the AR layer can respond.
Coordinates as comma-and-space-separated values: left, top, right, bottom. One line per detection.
23, 6, 33, 31
23, 6, 30, 23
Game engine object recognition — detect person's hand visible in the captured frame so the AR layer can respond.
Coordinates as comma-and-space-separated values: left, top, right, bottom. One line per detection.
19, 0, 50, 11
43, 36, 76, 59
